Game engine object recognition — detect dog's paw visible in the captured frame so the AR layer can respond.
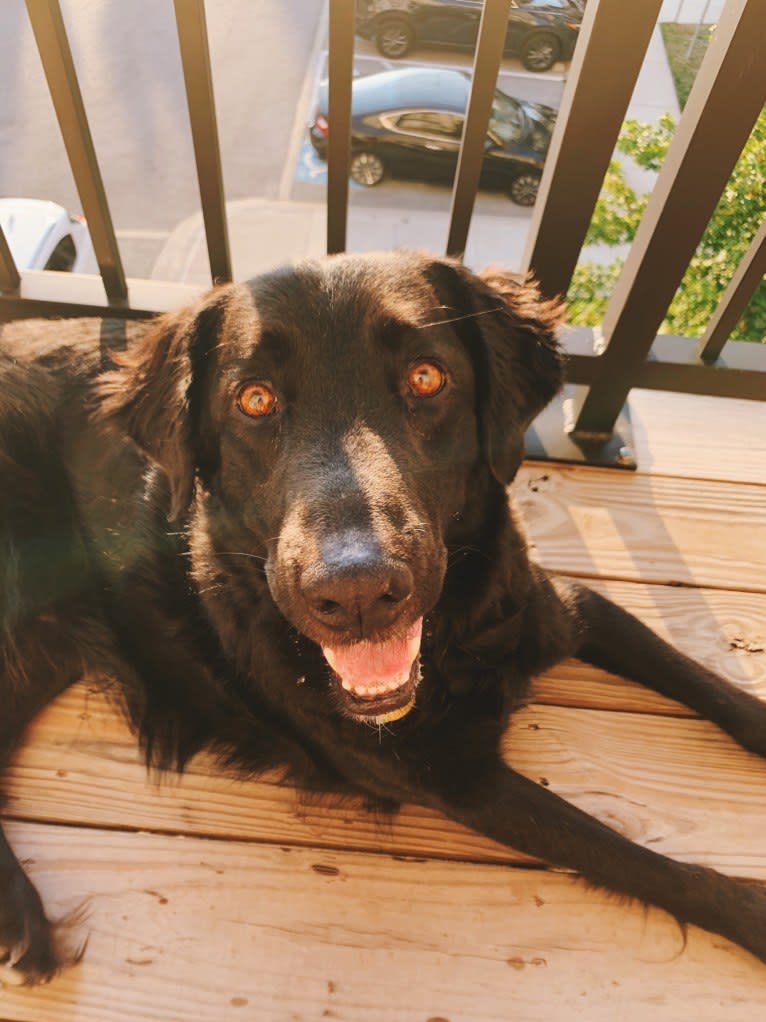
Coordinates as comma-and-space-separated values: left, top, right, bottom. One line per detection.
0, 872, 86, 987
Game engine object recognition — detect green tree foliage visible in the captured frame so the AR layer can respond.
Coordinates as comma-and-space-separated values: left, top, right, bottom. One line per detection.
567, 112, 766, 342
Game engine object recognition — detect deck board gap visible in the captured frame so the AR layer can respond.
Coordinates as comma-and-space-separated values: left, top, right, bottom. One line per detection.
544, 568, 766, 597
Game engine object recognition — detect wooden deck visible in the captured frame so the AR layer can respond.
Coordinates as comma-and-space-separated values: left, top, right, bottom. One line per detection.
3, 388, 765, 1022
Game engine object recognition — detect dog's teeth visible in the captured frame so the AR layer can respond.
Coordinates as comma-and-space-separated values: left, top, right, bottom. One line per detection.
346, 676, 408, 698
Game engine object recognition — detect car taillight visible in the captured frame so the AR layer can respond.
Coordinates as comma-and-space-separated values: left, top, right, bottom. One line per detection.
314, 114, 329, 136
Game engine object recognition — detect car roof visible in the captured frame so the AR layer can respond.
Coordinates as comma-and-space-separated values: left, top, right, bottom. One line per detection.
319, 68, 470, 118
0, 197, 69, 269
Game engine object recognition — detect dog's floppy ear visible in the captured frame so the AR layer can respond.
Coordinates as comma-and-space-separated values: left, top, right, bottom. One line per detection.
99, 287, 229, 520
427, 259, 565, 485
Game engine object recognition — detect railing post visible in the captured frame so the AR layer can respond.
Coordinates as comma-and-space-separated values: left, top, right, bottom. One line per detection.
572, 0, 766, 439
326, 0, 355, 255
25, 0, 128, 302
521, 0, 662, 301
173, 0, 232, 284
446, 0, 511, 259
0, 227, 21, 295
697, 218, 766, 365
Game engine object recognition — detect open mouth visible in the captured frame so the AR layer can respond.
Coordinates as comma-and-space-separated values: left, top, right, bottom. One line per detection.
321, 617, 423, 725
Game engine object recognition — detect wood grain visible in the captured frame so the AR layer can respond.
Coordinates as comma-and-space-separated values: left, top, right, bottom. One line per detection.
628, 389, 766, 485
3, 390, 766, 1019
1, 822, 764, 1022
535, 576, 766, 713
6, 683, 766, 879
516, 466, 766, 591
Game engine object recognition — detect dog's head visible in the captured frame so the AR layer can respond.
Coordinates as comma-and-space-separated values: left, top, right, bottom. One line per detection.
101, 252, 563, 724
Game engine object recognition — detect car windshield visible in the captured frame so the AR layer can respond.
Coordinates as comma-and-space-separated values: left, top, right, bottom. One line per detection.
489, 91, 525, 144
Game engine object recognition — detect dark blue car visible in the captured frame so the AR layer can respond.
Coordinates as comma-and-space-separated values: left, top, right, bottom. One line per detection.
355, 0, 584, 71
309, 67, 556, 206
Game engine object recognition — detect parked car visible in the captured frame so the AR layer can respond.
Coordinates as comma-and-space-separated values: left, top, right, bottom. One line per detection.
355, 0, 584, 71
309, 67, 555, 206
0, 197, 97, 273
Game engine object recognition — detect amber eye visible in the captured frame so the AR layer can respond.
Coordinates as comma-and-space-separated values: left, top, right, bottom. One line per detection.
407, 361, 446, 397
236, 381, 278, 418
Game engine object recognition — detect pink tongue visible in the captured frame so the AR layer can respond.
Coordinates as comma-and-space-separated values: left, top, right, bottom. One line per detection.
322, 618, 422, 696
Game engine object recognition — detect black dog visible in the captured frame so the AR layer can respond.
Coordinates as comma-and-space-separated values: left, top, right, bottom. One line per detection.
1, 250, 764, 985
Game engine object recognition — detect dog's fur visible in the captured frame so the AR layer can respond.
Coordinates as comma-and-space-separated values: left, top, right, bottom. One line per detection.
1, 250, 765, 983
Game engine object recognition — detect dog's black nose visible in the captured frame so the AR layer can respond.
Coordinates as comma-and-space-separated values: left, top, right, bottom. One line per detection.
301, 541, 413, 635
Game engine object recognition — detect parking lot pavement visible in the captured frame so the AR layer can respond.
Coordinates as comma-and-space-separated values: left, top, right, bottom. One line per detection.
291, 164, 529, 220
115, 229, 171, 279
151, 196, 539, 287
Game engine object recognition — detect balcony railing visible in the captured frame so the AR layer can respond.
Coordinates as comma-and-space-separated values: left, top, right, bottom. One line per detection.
1, 0, 764, 469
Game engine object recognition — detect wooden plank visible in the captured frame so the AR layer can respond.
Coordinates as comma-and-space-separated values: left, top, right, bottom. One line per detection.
627, 389, 766, 486
2, 822, 764, 1022
503, 704, 766, 880
516, 465, 766, 591
6, 685, 766, 878
535, 577, 766, 713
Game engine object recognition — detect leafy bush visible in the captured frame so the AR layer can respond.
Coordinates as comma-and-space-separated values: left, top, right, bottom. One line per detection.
567, 104, 766, 342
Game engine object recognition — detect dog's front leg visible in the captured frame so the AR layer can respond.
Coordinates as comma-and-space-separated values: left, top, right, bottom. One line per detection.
563, 581, 766, 757
436, 761, 766, 964
0, 622, 89, 985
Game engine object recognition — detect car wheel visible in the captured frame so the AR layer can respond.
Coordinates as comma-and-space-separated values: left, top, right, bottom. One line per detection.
520, 32, 560, 72
509, 171, 541, 207
375, 16, 415, 59
350, 152, 385, 187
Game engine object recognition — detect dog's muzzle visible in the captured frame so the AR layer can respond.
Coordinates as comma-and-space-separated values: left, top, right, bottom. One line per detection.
322, 617, 423, 724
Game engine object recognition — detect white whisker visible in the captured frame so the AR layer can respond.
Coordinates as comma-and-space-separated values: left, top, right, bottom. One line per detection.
214, 551, 267, 562
416, 305, 506, 330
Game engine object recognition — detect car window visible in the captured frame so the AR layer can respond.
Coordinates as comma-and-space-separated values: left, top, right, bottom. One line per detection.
44, 234, 77, 272
489, 92, 525, 144
393, 111, 464, 141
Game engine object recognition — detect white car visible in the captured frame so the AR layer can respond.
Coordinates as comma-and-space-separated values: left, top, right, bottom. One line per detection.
0, 197, 98, 273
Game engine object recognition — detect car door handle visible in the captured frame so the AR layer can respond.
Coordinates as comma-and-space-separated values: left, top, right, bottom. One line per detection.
424, 144, 443, 150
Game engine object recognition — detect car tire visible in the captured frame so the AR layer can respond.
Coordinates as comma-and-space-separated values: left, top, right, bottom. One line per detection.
350, 152, 385, 187
374, 16, 415, 59
509, 171, 541, 207
520, 32, 560, 72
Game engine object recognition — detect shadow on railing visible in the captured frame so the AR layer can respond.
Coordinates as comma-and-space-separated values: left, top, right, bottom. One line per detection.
1, 0, 764, 469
